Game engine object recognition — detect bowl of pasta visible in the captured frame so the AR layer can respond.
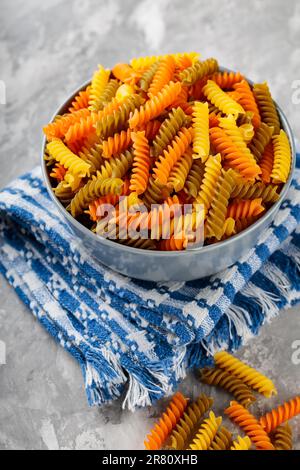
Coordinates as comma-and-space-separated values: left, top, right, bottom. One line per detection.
41, 53, 295, 281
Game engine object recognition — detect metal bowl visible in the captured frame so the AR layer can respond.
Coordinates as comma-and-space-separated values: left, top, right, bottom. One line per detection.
41, 76, 296, 281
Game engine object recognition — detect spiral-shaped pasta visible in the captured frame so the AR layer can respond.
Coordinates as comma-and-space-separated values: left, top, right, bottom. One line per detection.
214, 351, 277, 397
179, 58, 219, 86
200, 367, 256, 408
225, 401, 275, 450
209, 127, 261, 181
184, 158, 205, 198
218, 115, 261, 179
168, 148, 193, 191
249, 122, 274, 160
203, 80, 245, 119
259, 142, 274, 184
208, 426, 232, 451
153, 127, 194, 185
129, 81, 182, 129
189, 411, 222, 450
193, 154, 222, 215
234, 216, 258, 234
96, 94, 143, 139
129, 131, 151, 194
69, 87, 90, 113
205, 168, 236, 240
43, 108, 90, 140
152, 107, 188, 158
79, 142, 104, 173
233, 80, 261, 128
271, 130, 291, 184
69, 177, 124, 217
271, 423, 293, 450
227, 198, 265, 220
148, 56, 176, 97
259, 396, 300, 433
231, 181, 279, 203
88, 65, 110, 111
137, 61, 159, 93
102, 129, 132, 158
144, 392, 188, 450
192, 102, 209, 161
97, 150, 133, 180
211, 71, 244, 90
93, 79, 120, 111
230, 435, 252, 450
253, 82, 280, 135
87, 194, 121, 222
166, 394, 213, 450
47, 139, 91, 177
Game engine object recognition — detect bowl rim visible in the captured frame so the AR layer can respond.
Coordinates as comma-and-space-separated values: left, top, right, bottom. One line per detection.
41, 70, 296, 257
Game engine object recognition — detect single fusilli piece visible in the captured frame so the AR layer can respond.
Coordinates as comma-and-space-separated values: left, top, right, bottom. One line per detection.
47, 139, 91, 177
69, 87, 90, 113
89, 65, 110, 111
43, 108, 90, 140
148, 56, 176, 97
270, 129, 291, 183
249, 122, 274, 160
142, 176, 171, 208
259, 396, 300, 433
192, 102, 209, 161
271, 423, 293, 450
209, 126, 261, 181
200, 367, 256, 408
218, 115, 261, 179
50, 163, 67, 182
203, 80, 245, 118
214, 351, 277, 397
139, 61, 160, 92
97, 150, 134, 180
166, 393, 213, 450
233, 80, 261, 128
129, 81, 182, 129
101, 129, 132, 158
205, 168, 236, 240
230, 435, 252, 450
93, 79, 120, 111
69, 177, 124, 217
211, 71, 244, 90
227, 198, 265, 220
144, 392, 188, 450
168, 148, 193, 192
79, 141, 104, 173
253, 82, 280, 135
193, 154, 222, 216
230, 180, 280, 203
96, 94, 143, 139
179, 58, 219, 86
225, 401, 275, 450
151, 107, 187, 158
259, 142, 274, 184
130, 131, 151, 195
153, 127, 194, 185
189, 411, 222, 450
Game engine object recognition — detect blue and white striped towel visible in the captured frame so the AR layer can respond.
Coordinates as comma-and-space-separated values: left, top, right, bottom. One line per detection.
1, 159, 300, 410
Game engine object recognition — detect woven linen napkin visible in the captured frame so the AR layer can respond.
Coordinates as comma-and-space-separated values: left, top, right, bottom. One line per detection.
1, 160, 300, 409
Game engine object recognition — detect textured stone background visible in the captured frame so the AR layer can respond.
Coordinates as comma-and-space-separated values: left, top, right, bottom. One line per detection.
0, 0, 300, 450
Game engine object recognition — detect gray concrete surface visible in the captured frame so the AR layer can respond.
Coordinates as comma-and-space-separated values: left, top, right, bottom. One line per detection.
0, 0, 300, 450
